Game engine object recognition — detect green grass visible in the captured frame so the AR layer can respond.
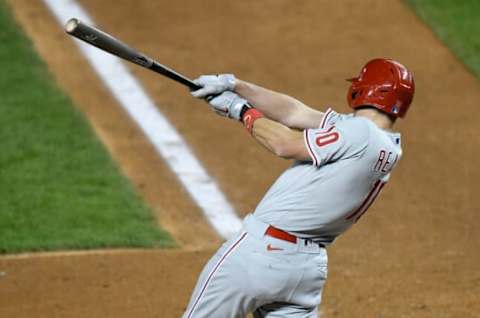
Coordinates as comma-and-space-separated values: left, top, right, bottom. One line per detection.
0, 1, 173, 253
406, 0, 480, 78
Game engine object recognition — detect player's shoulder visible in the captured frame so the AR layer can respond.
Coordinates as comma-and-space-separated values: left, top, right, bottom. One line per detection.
314, 108, 371, 142
319, 108, 368, 130
335, 113, 371, 136
318, 108, 350, 129
341, 116, 402, 152
349, 116, 403, 158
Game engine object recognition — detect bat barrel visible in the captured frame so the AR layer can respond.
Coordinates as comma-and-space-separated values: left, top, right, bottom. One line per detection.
65, 18, 154, 67
65, 18, 200, 90
65, 18, 201, 90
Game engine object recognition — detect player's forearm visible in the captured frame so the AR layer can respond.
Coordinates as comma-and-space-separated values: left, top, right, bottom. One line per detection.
234, 80, 316, 129
250, 117, 309, 160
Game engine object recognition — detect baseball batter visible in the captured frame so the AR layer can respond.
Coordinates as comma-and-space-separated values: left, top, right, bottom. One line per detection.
183, 58, 415, 317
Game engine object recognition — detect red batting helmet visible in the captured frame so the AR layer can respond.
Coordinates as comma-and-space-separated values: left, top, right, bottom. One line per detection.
347, 58, 415, 118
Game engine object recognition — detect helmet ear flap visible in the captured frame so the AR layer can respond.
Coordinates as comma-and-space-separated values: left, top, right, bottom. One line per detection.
351, 88, 363, 101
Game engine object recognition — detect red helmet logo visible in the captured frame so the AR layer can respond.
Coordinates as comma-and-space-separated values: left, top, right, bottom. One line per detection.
347, 58, 415, 118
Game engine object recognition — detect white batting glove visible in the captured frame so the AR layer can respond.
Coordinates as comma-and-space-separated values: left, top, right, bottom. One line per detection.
208, 91, 249, 121
191, 74, 236, 98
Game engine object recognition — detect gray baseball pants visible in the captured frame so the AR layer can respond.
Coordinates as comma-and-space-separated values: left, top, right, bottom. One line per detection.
183, 214, 328, 318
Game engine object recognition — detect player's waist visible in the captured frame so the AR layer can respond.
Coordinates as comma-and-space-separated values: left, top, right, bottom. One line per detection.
242, 214, 325, 252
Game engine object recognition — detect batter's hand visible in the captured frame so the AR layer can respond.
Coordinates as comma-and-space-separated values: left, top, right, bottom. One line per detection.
207, 91, 249, 120
191, 74, 236, 98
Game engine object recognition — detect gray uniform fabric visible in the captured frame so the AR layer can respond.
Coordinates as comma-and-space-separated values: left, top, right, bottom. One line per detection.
183, 109, 402, 317
183, 215, 328, 318
254, 108, 402, 245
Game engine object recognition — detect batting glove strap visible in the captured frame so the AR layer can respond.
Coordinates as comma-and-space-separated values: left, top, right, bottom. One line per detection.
208, 91, 248, 121
242, 108, 264, 134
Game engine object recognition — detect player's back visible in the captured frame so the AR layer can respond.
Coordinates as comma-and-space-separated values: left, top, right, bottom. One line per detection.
253, 109, 402, 245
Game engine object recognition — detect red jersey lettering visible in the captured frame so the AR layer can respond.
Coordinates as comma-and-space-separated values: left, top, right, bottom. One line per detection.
315, 131, 339, 147
374, 150, 398, 173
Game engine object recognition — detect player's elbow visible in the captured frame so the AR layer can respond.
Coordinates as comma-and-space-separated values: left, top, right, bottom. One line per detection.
271, 143, 291, 158
270, 138, 301, 159
280, 105, 303, 129
272, 133, 312, 161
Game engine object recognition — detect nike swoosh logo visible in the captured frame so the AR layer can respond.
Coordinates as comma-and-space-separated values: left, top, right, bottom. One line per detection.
267, 244, 283, 251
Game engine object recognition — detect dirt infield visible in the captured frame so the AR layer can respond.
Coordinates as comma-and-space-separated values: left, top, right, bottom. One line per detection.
3, 0, 480, 317
0, 249, 214, 317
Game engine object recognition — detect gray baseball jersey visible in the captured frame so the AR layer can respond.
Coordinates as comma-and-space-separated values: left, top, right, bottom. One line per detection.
253, 108, 402, 245
183, 108, 402, 318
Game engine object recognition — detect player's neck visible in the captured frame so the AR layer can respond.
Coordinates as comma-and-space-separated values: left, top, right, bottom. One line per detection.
354, 109, 396, 131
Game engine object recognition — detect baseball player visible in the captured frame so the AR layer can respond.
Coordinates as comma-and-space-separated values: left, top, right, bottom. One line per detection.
183, 58, 415, 317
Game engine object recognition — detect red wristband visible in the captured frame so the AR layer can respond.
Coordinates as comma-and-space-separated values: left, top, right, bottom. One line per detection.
242, 108, 264, 134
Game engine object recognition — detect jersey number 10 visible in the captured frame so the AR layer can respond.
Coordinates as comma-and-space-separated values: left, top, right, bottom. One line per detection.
345, 180, 386, 222
315, 130, 339, 147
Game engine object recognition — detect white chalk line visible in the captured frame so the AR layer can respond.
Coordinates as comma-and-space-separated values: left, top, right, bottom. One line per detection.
42, 0, 242, 239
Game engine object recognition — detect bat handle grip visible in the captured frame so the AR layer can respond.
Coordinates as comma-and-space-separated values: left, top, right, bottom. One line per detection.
205, 94, 218, 101
189, 83, 203, 91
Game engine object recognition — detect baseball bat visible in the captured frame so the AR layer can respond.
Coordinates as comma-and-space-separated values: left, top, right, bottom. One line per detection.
64, 18, 201, 91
